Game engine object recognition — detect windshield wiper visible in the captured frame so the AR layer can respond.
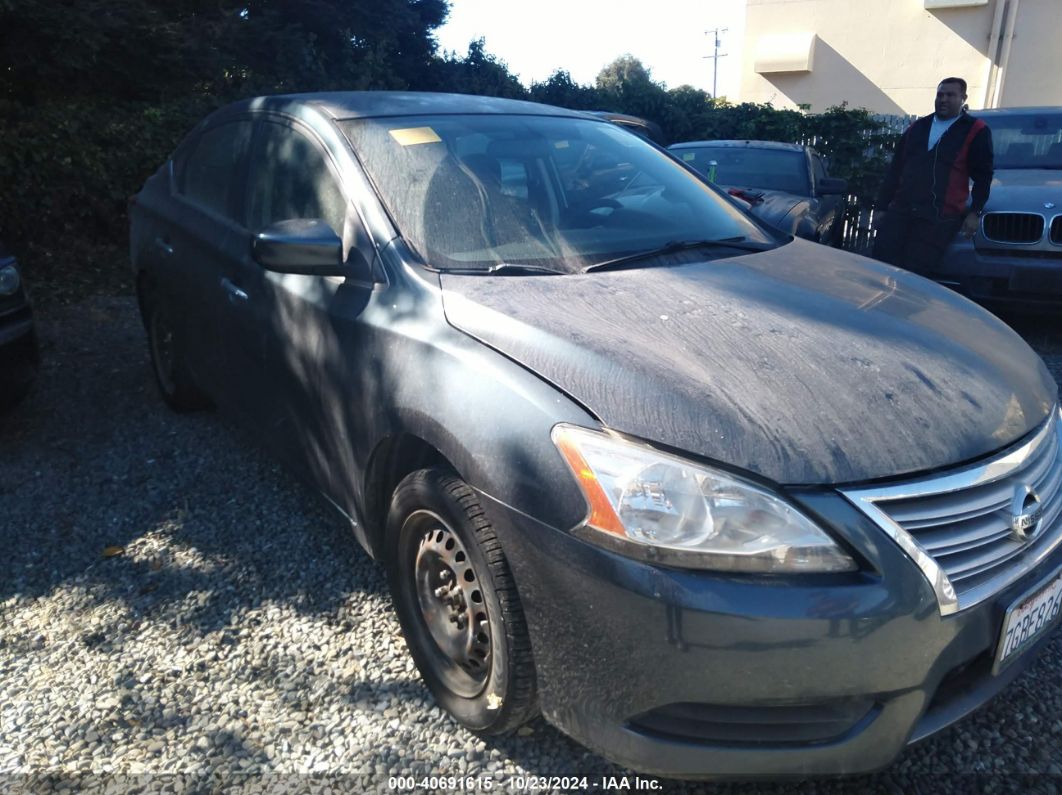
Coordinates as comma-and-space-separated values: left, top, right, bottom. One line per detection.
440, 262, 565, 276
582, 238, 772, 273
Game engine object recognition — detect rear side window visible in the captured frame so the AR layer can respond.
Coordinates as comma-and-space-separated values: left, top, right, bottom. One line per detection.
246, 122, 347, 235
176, 121, 254, 221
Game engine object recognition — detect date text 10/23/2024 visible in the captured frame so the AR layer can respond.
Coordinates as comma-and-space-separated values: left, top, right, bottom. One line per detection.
388, 775, 664, 791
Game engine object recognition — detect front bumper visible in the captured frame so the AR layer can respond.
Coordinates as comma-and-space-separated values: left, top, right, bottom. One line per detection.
476, 487, 1062, 779
933, 238, 1062, 306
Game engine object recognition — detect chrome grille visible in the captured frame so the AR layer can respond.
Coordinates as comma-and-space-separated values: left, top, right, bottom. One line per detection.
982, 212, 1045, 244
1051, 215, 1062, 245
842, 410, 1062, 615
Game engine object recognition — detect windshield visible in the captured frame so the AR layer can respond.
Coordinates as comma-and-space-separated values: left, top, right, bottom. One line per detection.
989, 113, 1062, 169
671, 146, 811, 195
340, 115, 775, 273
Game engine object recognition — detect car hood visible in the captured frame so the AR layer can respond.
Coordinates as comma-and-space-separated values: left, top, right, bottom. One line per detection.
721, 184, 806, 209
439, 239, 1057, 486
720, 185, 810, 228
984, 169, 1062, 210
990, 168, 1062, 189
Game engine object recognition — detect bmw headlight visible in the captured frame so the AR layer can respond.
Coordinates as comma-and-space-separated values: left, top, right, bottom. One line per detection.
553, 425, 856, 573
0, 264, 20, 296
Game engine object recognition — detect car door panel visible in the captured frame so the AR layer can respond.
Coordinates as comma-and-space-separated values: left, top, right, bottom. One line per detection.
165, 120, 255, 395
228, 118, 360, 483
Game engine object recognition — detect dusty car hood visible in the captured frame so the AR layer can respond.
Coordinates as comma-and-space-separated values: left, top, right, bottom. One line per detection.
720, 184, 805, 213
440, 239, 1057, 485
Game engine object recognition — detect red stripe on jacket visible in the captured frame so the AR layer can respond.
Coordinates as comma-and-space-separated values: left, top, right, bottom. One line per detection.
943, 118, 986, 216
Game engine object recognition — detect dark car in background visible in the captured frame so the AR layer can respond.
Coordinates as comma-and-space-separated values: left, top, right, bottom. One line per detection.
669, 139, 848, 244
130, 92, 1062, 780
0, 240, 39, 412
932, 107, 1062, 307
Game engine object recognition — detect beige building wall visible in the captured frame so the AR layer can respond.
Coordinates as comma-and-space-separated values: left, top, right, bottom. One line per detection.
739, 0, 1062, 115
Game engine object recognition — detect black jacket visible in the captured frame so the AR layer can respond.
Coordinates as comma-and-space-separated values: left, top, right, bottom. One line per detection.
876, 112, 993, 220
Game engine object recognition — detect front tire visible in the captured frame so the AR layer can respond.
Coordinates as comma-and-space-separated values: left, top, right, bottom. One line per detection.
385, 469, 537, 735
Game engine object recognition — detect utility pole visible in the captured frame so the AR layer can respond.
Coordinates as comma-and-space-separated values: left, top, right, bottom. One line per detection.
704, 27, 728, 98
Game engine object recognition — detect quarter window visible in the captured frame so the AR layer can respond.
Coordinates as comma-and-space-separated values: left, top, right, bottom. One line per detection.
246, 123, 346, 235
176, 121, 254, 221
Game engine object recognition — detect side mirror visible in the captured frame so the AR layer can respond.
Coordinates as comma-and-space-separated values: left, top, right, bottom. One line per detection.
252, 218, 371, 281
816, 177, 848, 197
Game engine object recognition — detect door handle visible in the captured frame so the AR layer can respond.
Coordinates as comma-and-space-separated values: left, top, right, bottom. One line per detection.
220, 277, 249, 304
154, 238, 174, 256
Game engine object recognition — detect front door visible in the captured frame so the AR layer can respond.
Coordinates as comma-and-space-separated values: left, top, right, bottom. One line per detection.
221, 118, 354, 482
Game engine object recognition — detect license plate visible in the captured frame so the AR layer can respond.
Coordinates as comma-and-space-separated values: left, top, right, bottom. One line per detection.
993, 570, 1062, 674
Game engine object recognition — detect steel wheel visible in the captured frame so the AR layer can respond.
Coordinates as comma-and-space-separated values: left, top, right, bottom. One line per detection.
409, 511, 493, 696
386, 469, 537, 734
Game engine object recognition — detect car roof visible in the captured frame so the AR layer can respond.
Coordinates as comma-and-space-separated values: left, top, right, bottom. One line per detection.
217, 91, 592, 122
585, 111, 666, 144
668, 140, 806, 152
970, 107, 1062, 117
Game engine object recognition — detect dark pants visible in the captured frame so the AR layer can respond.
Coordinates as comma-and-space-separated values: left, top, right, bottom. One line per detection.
871, 210, 962, 277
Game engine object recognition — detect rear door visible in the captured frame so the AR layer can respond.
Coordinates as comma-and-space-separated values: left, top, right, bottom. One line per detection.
168, 119, 255, 393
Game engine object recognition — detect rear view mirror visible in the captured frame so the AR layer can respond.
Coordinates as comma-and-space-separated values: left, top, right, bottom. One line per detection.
817, 177, 848, 196
253, 218, 369, 280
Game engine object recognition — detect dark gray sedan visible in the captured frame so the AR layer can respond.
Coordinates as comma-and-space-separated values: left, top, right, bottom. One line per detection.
669, 139, 848, 244
130, 92, 1062, 780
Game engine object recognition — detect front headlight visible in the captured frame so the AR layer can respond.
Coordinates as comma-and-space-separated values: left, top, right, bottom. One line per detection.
0, 264, 21, 296
552, 425, 856, 573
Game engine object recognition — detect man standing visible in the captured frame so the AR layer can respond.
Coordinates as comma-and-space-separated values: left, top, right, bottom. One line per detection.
872, 77, 993, 275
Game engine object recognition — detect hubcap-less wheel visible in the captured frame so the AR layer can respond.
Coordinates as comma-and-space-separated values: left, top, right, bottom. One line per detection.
408, 511, 492, 696
386, 469, 538, 734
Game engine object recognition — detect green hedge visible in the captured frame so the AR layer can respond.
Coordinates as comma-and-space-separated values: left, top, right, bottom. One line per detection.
0, 96, 224, 302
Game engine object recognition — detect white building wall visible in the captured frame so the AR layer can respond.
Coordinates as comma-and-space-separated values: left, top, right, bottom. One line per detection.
739, 0, 1062, 114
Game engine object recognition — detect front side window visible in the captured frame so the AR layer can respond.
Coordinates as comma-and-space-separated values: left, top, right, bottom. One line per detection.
674, 146, 811, 196
176, 121, 254, 221
246, 122, 347, 235
341, 115, 774, 273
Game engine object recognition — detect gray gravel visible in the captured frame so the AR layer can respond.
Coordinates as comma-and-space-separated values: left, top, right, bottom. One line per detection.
1, 295, 1061, 794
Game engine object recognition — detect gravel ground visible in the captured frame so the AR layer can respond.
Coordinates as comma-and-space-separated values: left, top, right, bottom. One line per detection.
1, 295, 1061, 795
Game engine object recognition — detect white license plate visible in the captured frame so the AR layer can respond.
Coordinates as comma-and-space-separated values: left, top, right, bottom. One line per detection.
994, 571, 1062, 673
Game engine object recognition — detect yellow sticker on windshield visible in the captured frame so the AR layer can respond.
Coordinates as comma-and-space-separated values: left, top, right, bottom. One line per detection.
389, 127, 442, 146
682, 153, 695, 161
554, 140, 570, 149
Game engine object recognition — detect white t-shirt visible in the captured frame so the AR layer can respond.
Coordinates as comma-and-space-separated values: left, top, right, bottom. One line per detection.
928, 114, 960, 150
